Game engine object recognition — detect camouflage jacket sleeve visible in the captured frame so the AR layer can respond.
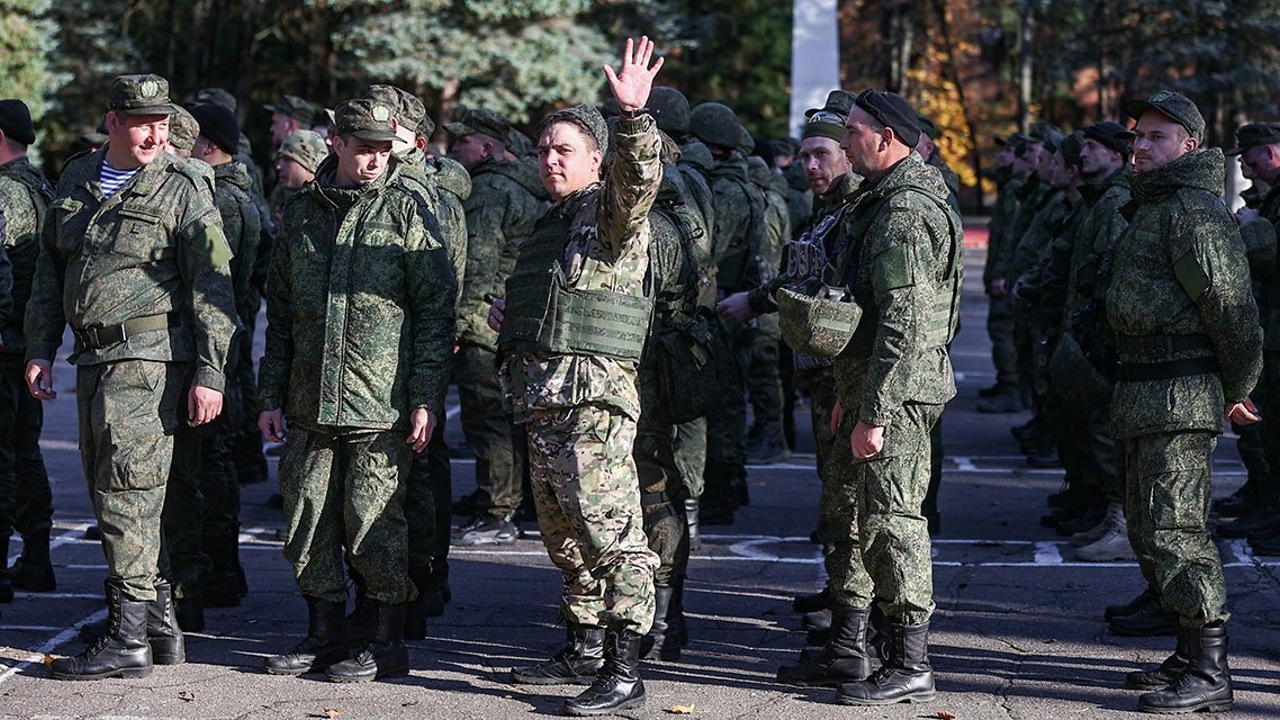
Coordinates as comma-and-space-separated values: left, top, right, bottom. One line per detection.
406, 197, 459, 415
598, 113, 662, 260
23, 195, 65, 362
0, 213, 11, 329
458, 172, 540, 348
177, 176, 241, 392
1239, 217, 1277, 280
258, 222, 292, 412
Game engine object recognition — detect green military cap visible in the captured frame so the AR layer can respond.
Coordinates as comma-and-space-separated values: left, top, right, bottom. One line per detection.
278, 129, 329, 173
1125, 90, 1205, 144
195, 87, 237, 113
265, 94, 316, 125
334, 98, 398, 142
917, 115, 940, 140
1061, 131, 1085, 169
735, 124, 754, 157
108, 74, 177, 116
804, 90, 856, 120
506, 127, 535, 158
1225, 122, 1280, 156
771, 137, 801, 159
364, 84, 428, 136
167, 105, 200, 153
445, 108, 512, 142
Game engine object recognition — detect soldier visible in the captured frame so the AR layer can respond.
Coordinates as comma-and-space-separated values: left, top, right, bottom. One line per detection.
822, 90, 962, 706
26, 74, 239, 680
915, 115, 961, 215
166, 106, 200, 160
744, 153, 791, 464
266, 94, 315, 148
980, 133, 1030, 409
0, 99, 55, 597
446, 108, 546, 546
187, 102, 262, 609
1108, 91, 1262, 714
257, 97, 456, 682
491, 37, 663, 716
270, 130, 327, 226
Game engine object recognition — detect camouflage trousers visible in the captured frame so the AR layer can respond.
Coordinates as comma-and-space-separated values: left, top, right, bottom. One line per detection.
525, 405, 658, 634
986, 296, 1020, 389
230, 297, 268, 486
672, 417, 706, 500
1123, 430, 1228, 628
0, 354, 52, 540
454, 344, 528, 519
746, 315, 784, 441
636, 412, 690, 588
77, 360, 187, 602
801, 368, 838, 545
824, 402, 941, 625
278, 425, 415, 605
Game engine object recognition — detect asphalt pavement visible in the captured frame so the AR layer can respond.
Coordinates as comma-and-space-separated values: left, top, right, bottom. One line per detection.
1, 244, 1278, 719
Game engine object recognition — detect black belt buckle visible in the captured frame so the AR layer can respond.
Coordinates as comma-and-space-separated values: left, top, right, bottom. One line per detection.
77, 324, 124, 350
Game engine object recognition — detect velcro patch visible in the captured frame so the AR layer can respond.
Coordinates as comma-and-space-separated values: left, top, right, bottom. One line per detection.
872, 243, 913, 291
192, 224, 233, 268
1172, 251, 1209, 301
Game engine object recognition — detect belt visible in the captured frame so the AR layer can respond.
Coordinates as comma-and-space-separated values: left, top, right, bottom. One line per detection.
641, 491, 673, 507
74, 312, 182, 350
1115, 356, 1221, 383
1117, 333, 1214, 357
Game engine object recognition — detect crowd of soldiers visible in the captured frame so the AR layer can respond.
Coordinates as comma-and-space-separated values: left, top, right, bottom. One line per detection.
0, 30, 1263, 717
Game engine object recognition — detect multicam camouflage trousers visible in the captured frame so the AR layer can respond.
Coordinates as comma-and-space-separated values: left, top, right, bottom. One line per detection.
824, 402, 942, 625
525, 405, 659, 634
1123, 430, 1228, 628
77, 359, 187, 602
278, 425, 415, 605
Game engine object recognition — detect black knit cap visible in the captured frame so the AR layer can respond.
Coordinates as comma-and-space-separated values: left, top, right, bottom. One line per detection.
537, 104, 608, 154
0, 100, 35, 146
854, 90, 921, 148
1082, 121, 1132, 156
189, 103, 241, 155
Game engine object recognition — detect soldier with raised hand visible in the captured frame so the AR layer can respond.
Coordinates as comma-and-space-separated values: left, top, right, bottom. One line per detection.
26, 74, 239, 680
1109, 91, 1262, 714
818, 90, 962, 706
447, 108, 547, 547
490, 36, 663, 717
0, 99, 55, 598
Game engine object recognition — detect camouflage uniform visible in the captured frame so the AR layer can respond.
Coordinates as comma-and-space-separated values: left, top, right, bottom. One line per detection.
26, 148, 239, 604
983, 170, 1025, 398
0, 158, 52, 569
498, 112, 662, 634
827, 152, 962, 623
258, 148, 456, 606
1106, 148, 1262, 627
1236, 178, 1280, 508
745, 158, 790, 460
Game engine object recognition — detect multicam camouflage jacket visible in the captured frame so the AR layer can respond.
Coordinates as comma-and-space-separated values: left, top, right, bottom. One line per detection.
26, 149, 238, 391
259, 155, 456, 431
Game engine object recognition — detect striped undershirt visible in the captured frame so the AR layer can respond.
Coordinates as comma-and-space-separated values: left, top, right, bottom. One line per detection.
100, 160, 140, 198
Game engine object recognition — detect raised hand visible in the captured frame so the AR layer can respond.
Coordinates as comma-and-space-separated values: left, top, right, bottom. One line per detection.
604, 36, 664, 113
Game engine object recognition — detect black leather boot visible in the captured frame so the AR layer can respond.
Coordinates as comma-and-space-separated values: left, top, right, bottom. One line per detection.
683, 498, 701, 552
10, 527, 56, 592
147, 583, 186, 665
1105, 587, 1159, 620
403, 568, 434, 641
563, 627, 646, 716
51, 583, 152, 680
202, 535, 243, 608
346, 568, 372, 645
792, 586, 831, 614
778, 605, 873, 686
263, 597, 349, 675
174, 594, 204, 633
326, 599, 411, 682
641, 586, 679, 661
1126, 626, 1192, 690
512, 622, 605, 685
1110, 598, 1178, 637
836, 621, 936, 705
671, 579, 689, 646
1138, 624, 1233, 713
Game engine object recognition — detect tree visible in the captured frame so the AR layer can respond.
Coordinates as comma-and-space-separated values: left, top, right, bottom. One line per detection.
0, 0, 67, 157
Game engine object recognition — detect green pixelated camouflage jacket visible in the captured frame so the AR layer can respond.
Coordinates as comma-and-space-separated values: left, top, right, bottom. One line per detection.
0, 157, 51, 354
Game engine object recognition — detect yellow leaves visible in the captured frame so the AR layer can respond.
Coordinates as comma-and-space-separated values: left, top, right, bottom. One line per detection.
666, 704, 696, 714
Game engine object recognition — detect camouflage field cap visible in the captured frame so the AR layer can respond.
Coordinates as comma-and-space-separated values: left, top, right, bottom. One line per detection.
108, 74, 177, 116
776, 285, 862, 358
1225, 122, 1280, 156
334, 98, 399, 142
265, 94, 316, 125
167, 106, 200, 153
364, 84, 428, 136
1125, 90, 1205, 143
278, 129, 329, 173
445, 109, 513, 142
196, 87, 237, 112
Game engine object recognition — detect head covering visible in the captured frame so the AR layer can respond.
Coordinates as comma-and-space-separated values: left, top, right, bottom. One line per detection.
803, 90, 854, 143
771, 137, 801, 160
648, 87, 691, 136
853, 90, 921, 148
688, 102, 742, 150
1061, 131, 1085, 169
804, 90, 856, 119
265, 94, 316, 125
537, 104, 608, 154
1125, 90, 1205, 143
334, 98, 399, 142
364, 84, 431, 137
445, 109, 513, 142
108, 74, 177, 116
0, 100, 36, 146
167, 106, 199, 153
189, 103, 240, 154
278, 130, 329, 174
917, 115, 940, 140
1082, 121, 1132, 156
195, 87, 237, 113
1225, 122, 1280, 156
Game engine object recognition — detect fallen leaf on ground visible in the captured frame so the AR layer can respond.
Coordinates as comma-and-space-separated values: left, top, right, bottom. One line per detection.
309, 710, 341, 719
42, 654, 54, 666
401, 701, 419, 707
666, 704, 695, 714
178, 691, 195, 702
937, 710, 957, 720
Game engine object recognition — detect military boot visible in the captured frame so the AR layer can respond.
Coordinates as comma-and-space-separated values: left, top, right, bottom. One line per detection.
1126, 626, 1193, 690
745, 422, 790, 466
777, 605, 873, 686
51, 583, 152, 680
671, 579, 689, 646
512, 622, 605, 685
563, 627, 646, 716
174, 593, 204, 633
698, 463, 738, 525
346, 568, 372, 645
683, 498, 701, 552
326, 599, 411, 682
1105, 587, 1159, 620
1110, 597, 1178, 637
792, 586, 831, 614
976, 384, 1023, 413
0, 535, 12, 603
263, 597, 349, 675
147, 583, 186, 665
9, 528, 56, 591
202, 534, 243, 608
836, 621, 936, 705
1137, 625, 1233, 714
640, 585, 680, 661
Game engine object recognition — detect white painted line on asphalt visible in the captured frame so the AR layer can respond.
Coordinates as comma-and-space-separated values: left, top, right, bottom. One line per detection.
12, 592, 101, 600
953, 456, 977, 471
1034, 542, 1063, 565
0, 607, 107, 687
0, 625, 64, 632
7, 527, 94, 567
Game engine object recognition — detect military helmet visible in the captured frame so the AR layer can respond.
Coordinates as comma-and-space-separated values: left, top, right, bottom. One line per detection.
735, 124, 755, 158
689, 102, 741, 150
776, 286, 862, 358
649, 87, 691, 136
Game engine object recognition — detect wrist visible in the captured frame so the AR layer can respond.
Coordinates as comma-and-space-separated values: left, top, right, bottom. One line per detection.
618, 106, 648, 119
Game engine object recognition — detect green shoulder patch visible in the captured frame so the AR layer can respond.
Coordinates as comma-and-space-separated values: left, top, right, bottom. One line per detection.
192, 223, 233, 268
872, 242, 913, 291
1173, 251, 1209, 301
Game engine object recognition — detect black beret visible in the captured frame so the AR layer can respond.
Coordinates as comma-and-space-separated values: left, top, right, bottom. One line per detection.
854, 90, 920, 149
1082, 121, 1132, 156
1226, 122, 1280, 156
0, 100, 35, 146
189, 102, 241, 155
